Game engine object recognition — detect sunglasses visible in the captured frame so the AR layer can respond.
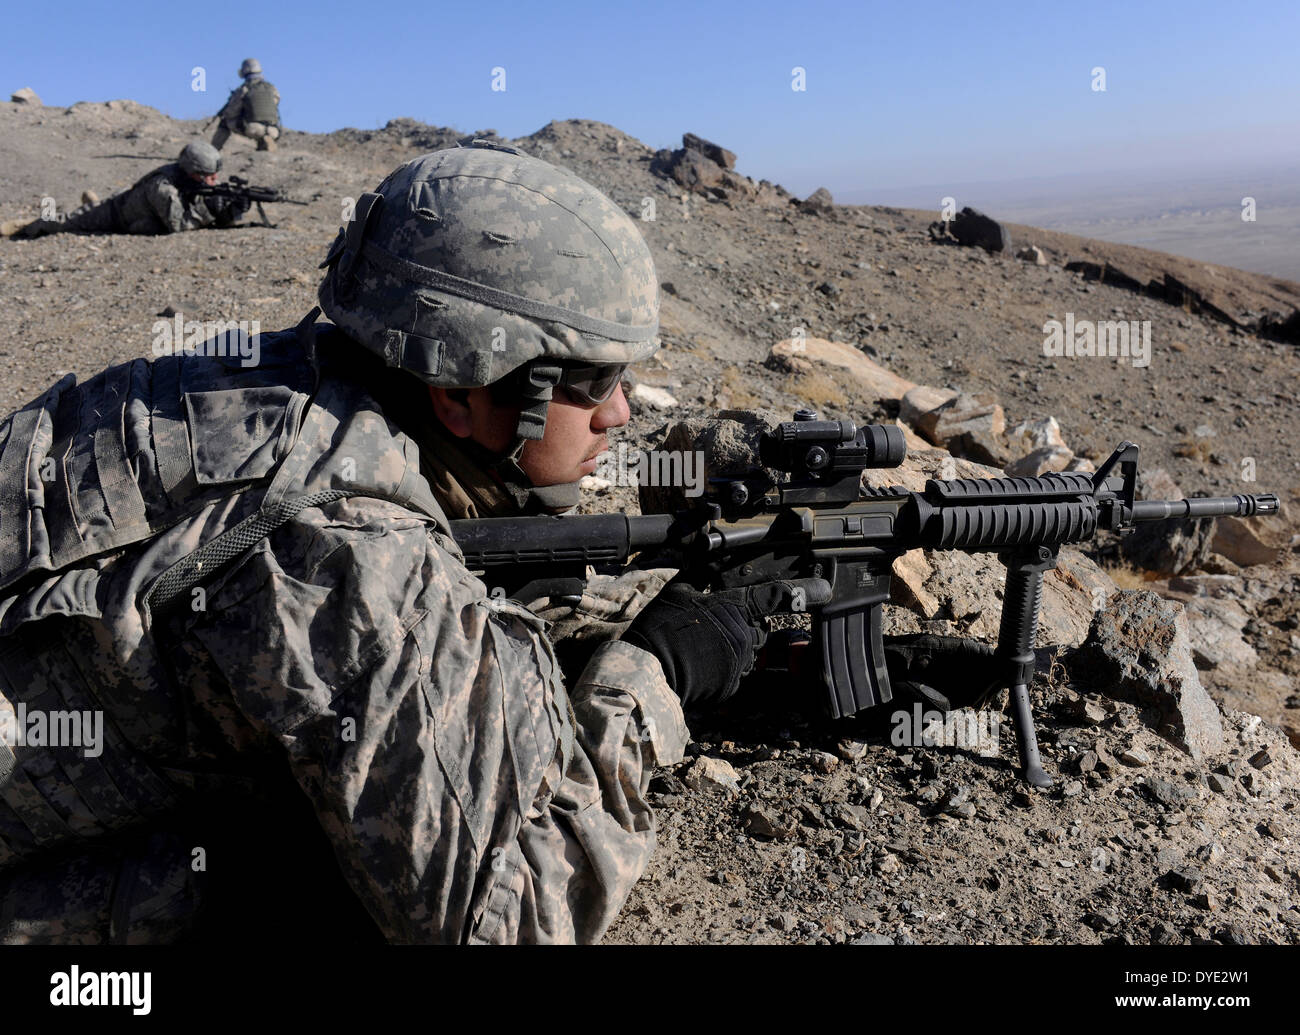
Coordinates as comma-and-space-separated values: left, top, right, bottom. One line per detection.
554, 362, 628, 405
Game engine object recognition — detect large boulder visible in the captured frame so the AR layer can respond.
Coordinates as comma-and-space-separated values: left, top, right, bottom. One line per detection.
1005, 445, 1074, 477
800, 187, 835, 214
650, 137, 773, 202
1181, 596, 1258, 672
1067, 590, 1224, 761
911, 391, 1010, 467
767, 336, 915, 402
681, 132, 736, 170
1008, 416, 1066, 454
899, 385, 958, 429
652, 146, 726, 193
1212, 512, 1292, 567
10, 87, 41, 105
949, 207, 1012, 253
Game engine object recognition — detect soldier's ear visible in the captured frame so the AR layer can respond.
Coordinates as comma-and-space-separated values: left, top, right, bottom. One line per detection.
428, 386, 474, 438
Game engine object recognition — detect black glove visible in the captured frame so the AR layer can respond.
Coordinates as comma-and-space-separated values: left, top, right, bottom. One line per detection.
883, 634, 1004, 710
623, 578, 831, 709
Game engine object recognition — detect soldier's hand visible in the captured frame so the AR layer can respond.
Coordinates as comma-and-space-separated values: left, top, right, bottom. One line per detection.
622, 577, 831, 709
882, 633, 1004, 710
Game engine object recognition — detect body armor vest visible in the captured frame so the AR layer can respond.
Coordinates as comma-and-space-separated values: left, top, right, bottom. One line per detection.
243, 80, 279, 126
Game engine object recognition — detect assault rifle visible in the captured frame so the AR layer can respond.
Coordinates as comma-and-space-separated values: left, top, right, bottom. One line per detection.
449, 410, 1280, 787
192, 175, 308, 227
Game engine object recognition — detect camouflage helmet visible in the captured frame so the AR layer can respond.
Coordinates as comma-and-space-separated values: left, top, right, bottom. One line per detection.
178, 140, 222, 176
239, 58, 262, 77
318, 141, 659, 399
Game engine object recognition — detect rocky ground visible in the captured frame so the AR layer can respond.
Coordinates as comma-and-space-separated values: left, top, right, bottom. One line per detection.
1, 95, 1297, 945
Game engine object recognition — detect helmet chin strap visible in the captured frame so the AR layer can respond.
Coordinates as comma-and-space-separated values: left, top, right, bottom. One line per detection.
490, 361, 583, 513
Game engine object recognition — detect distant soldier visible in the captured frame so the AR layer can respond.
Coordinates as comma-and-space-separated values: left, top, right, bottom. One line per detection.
10, 142, 250, 239
211, 58, 281, 152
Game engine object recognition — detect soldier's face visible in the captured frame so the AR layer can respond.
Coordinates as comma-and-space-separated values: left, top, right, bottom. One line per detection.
429, 382, 630, 486
189, 172, 219, 186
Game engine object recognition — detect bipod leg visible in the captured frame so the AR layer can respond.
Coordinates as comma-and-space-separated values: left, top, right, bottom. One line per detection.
995, 546, 1056, 788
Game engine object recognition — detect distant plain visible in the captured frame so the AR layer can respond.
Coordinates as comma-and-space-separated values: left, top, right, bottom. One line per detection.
854, 162, 1300, 284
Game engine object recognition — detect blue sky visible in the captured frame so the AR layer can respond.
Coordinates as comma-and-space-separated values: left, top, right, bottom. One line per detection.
7, 0, 1298, 198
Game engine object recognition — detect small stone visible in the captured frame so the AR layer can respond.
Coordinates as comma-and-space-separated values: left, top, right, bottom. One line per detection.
1120, 747, 1152, 767
1062, 780, 1084, 798
630, 383, 679, 411
874, 852, 902, 875
1081, 700, 1108, 725
682, 756, 741, 794
1076, 750, 1098, 774
835, 737, 868, 761
1193, 889, 1219, 911
808, 751, 838, 774
1214, 925, 1251, 946
852, 932, 892, 945
1149, 921, 1179, 945
1207, 773, 1232, 794
1084, 910, 1118, 930
1167, 867, 1204, 894
741, 803, 796, 840
1144, 776, 1198, 807
1249, 748, 1272, 769
828, 803, 871, 832
1259, 820, 1284, 840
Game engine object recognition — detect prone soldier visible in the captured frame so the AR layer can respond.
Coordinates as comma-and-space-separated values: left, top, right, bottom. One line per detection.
9, 141, 250, 239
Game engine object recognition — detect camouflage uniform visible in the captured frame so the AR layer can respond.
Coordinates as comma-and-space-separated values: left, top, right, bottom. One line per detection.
14, 163, 245, 238
211, 75, 281, 151
0, 319, 686, 944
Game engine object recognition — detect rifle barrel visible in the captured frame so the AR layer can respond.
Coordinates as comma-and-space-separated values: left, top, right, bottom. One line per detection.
1131, 494, 1279, 521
